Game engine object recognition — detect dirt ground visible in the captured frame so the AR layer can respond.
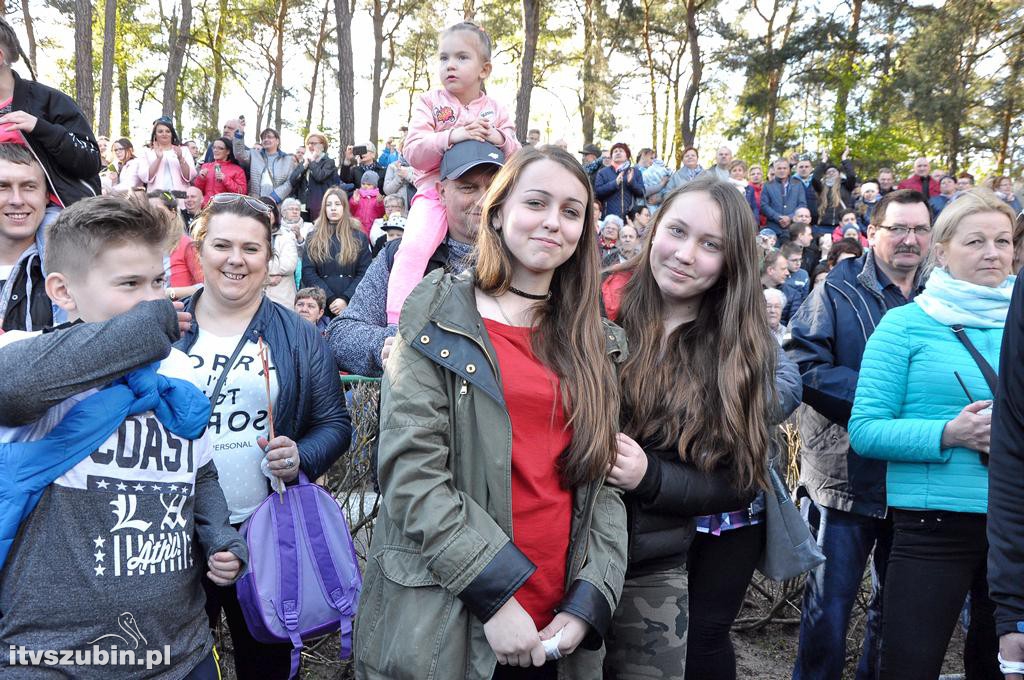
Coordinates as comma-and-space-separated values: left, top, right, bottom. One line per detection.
215, 588, 969, 680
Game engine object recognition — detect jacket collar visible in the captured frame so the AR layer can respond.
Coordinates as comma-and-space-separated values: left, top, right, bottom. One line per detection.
854, 249, 925, 301
180, 288, 272, 348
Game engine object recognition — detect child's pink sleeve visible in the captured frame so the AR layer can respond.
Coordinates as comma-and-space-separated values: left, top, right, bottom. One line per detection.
386, 190, 448, 325
403, 93, 453, 174
490, 100, 521, 158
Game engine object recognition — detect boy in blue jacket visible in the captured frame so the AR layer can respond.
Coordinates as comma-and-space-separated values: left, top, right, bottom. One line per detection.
0, 196, 246, 679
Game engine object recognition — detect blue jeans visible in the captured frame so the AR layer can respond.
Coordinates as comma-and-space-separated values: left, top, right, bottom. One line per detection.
792, 499, 892, 680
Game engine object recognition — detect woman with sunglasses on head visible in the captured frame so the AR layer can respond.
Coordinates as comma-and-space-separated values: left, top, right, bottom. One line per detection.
603, 177, 780, 679
354, 146, 627, 679
193, 137, 248, 206
300, 186, 372, 318
174, 193, 351, 679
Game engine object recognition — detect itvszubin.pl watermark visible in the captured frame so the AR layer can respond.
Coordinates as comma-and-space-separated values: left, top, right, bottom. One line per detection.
8, 644, 171, 669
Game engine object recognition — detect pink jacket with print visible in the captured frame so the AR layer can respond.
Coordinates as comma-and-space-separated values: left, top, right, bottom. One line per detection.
403, 89, 520, 191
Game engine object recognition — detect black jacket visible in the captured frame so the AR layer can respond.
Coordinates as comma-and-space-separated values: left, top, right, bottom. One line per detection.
11, 70, 101, 206
176, 291, 351, 480
300, 231, 372, 309
811, 160, 857, 228
988, 274, 1024, 636
623, 440, 753, 576
339, 161, 386, 193
288, 155, 339, 221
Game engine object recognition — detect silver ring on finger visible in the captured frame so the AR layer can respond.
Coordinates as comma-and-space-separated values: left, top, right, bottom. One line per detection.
283, 457, 294, 468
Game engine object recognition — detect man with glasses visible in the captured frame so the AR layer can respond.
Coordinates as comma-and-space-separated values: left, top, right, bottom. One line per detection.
787, 189, 933, 680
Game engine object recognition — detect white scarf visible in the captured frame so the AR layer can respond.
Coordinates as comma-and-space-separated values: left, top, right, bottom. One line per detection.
916, 267, 1015, 329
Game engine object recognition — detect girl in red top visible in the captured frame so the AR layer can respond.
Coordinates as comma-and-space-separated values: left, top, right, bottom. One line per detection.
356, 147, 626, 679
193, 136, 248, 205
145, 190, 203, 301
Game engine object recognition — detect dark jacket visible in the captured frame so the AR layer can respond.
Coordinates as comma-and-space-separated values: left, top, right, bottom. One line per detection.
355, 269, 628, 679
11, 70, 101, 206
797, 175, 819, 224
811, 160, 857, 228
595, 164, 645, 219
785, 250, 924, 517
327, 237, 469, 377
288, 155, 339, 221
175, 291, 351, 481
621, 345, 799, 576
989, 274, 1024, 636
760, 178, 808, 238
340, 161, 386, 193
300, 231, 372, 309
1, 206, 63, 332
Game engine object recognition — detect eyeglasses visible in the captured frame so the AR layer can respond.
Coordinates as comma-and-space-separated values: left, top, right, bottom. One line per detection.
877, 224, 931, 238
210, 192, 274, 214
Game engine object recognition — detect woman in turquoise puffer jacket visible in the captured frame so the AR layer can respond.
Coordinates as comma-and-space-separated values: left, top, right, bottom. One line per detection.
849, 189, 1019, 680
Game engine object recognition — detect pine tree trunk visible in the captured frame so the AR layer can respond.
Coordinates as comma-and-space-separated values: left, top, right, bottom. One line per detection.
21, 0, 37, 77
74, 0, 94, 126
641, 0, 657, 152
97, 0, 117, 137
304, 0, 331, 136
514, 0, 541, 142
162, 0, 192, 119
335, 0, 355, 148
369, 0, 385, 147
579, 0, 597, 145
208, 0, 228, 139
679, 0, 702, 148
273, 0, 288, 132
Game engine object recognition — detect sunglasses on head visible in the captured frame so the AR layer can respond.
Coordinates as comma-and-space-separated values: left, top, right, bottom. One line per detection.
210, 193, 274, 214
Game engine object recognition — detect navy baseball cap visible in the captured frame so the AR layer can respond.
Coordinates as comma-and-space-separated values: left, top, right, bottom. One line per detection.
440, 141, 505, 181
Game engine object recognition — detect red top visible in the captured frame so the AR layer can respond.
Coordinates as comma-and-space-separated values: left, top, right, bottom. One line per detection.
169, 234, 204, 287
193, 160, 249, 205
601, 270, 635, 322
483, 319, 573, 629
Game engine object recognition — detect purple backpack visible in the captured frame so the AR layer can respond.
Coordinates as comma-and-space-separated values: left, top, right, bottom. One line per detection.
236, 472, 362, 678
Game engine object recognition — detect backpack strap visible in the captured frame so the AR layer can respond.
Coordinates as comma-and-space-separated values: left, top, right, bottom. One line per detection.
951, 324, 996, 467
272, 490, 305, 678
295, 481, 359, 658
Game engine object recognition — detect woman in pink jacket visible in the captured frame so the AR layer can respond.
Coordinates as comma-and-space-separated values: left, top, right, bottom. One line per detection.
384, 20, 521, 324
193, 137, 248, 205
142, 116, 194, 202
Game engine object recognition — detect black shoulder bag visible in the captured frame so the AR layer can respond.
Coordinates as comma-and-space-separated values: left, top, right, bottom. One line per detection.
951, 324, 997, 466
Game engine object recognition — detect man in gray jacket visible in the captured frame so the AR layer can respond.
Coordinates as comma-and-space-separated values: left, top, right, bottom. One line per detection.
232, 126, 295, 204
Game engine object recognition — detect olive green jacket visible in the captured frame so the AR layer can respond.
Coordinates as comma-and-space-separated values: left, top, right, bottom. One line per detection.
354, 268, 629, 679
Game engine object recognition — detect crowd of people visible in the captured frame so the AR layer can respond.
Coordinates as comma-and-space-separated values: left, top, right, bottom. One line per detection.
1, 13, 1024, 680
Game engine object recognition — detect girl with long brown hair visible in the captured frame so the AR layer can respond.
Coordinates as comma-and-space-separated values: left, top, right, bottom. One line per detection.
354, 146, 628, 679
603, 177, 785, 679
300, 186, 371, 317
812, 149, 858, 232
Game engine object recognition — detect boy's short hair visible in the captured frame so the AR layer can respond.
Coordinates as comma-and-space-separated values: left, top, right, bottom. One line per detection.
295, 287, 326, 311
45, 196, 170, 279
781, 242, 802, 258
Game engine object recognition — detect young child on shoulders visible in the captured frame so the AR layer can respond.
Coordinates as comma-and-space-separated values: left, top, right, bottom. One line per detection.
0, 196, 246, 679
385, 21, 521, 324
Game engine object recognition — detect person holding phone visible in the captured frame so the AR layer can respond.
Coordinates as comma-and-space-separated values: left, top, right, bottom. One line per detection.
849, 189, 1017, 679
193, 137, 247, 206
339, 142, 385, 193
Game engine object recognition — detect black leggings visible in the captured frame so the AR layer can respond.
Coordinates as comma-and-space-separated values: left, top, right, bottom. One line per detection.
685, 523, 766, 680
879, 510, 1000, 680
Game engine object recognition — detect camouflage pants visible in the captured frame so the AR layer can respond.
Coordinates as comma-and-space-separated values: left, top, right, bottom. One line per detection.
603, 567, 688, 680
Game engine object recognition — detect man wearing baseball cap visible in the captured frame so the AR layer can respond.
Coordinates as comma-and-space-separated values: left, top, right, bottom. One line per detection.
580, 143, 603, 190
327, 140, 506, 377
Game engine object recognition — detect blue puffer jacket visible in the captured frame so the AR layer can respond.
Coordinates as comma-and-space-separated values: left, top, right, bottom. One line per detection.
786, 251, 924, 517
849, 303, 1001, 513
176, 291, 351, 480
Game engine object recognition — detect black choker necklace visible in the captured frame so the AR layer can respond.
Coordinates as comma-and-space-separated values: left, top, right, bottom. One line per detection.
508, 286, 551, 301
